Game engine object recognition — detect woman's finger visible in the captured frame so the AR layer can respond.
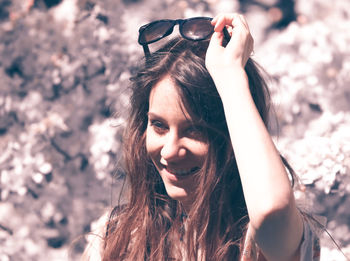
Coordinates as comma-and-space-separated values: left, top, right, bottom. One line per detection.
238, 14, 250, 31
209, 31, 224, 47
211, 15, 219, 24
212, 13, 237, 32
213, 15, 227, 32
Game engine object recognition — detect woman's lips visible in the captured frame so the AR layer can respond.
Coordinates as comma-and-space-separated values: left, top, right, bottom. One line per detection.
164, 166, 200, 176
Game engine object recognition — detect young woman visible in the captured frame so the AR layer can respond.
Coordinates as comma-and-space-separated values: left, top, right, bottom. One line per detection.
83, 13, 320, 260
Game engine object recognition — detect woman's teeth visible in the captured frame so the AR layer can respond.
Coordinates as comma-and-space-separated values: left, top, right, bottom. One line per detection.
166, 167, 199, 176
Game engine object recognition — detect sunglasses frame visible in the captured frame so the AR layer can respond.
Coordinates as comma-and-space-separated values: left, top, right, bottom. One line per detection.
138, 17, 230, 57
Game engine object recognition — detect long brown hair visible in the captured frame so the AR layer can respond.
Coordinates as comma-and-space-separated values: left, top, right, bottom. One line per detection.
103, 37, 280, 260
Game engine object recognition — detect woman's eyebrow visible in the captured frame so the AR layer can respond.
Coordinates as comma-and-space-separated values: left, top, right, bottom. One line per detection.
147, 112, 195, 126
147, 112, 162, 119
147, 112, 168, 123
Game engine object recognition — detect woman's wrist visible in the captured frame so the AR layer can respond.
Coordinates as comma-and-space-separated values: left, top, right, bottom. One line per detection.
210, 67, 250, 98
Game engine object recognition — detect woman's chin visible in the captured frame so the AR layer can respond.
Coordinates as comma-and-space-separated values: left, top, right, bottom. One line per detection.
165, 186, 194, 208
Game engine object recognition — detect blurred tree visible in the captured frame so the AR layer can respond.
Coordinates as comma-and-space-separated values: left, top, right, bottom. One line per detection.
35, 0, 63, 9
238, 0, 296, 29
122, 0, 141, 4
0, 0, 11, 20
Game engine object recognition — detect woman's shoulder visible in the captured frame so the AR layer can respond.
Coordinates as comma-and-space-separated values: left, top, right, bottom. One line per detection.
80, 205, 127, 260
80, 212, 109, 261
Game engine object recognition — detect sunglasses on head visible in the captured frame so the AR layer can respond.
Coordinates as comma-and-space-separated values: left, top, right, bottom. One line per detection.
138, 17, 231, 56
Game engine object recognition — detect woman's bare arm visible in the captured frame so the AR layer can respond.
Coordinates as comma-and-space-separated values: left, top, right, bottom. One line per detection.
206, 13, 303, 261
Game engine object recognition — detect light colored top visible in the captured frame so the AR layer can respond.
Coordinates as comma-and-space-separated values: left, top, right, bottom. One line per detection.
80, 213, 108, 261
81, 213, 321, 261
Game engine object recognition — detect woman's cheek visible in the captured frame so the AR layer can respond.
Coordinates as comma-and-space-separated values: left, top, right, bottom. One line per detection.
145, 129, 160, 157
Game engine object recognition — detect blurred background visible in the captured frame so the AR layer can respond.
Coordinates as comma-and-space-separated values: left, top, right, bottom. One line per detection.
0, 0, 349, 260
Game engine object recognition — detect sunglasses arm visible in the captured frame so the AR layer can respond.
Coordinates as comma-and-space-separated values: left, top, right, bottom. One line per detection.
142, 44, 151, 57
223, 27, 231, 45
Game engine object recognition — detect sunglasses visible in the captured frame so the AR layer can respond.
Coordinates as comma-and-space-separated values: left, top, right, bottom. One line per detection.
138, 17, 230, 56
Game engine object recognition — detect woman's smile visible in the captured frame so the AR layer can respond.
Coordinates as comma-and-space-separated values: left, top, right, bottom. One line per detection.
163, 166, 200, 176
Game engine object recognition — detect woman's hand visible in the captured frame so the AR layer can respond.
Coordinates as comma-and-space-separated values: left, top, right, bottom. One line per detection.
205, 13, 254, 78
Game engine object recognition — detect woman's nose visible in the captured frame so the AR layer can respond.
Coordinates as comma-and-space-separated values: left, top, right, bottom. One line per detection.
160, 134, 186, 162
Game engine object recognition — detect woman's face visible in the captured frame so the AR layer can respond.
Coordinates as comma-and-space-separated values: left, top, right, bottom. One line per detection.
146, 75, 209, 211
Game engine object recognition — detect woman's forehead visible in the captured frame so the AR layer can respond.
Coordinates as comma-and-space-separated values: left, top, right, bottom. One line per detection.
149, 76, 198, 123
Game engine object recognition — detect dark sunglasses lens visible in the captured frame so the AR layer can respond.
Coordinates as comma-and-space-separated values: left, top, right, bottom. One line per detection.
181, 19, 213, 40
139, 21, 174, 44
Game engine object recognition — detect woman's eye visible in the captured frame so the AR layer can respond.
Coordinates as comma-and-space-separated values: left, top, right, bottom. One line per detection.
186, 126, 205, 139
150, 120, 167, 132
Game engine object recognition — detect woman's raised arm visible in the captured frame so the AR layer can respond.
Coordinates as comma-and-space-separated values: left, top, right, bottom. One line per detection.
206, 13, 303, 261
